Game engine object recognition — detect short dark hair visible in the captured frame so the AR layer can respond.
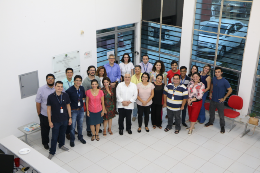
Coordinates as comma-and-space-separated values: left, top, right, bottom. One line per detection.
65, 68, 73, 73
102, 77, 111, 86
171, 60, 178, 66
142, 55, 149, 59
173, 74, 180, 79
180, 66, 187, 71
87, 65, 96, 75
46, 74, 55, 80
135, 65, 141, 70
91, 79, 99, 85
55, 81, 63, 86
120, 53, 131, 63
156, 74, 163, 79
141, 72, 150, 82
74, 75, 82, 81
192, 72, 201, 79
152, 60, 165, 74
215, 67, 223, 72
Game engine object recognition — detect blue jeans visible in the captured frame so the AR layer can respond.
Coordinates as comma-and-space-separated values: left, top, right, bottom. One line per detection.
133, 102, 137, 117
198, 91, 208, 123
70, 107, 84, 142
49, 120, 68, 155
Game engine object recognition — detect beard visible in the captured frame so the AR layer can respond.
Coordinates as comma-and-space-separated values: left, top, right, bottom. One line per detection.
47, 82, 54, 86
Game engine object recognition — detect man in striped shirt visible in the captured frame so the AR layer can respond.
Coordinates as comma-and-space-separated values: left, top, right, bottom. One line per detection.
163, 74, 188, 134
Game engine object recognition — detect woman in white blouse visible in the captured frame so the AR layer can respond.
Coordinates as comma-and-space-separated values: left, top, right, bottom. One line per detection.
119, 53, 134, 81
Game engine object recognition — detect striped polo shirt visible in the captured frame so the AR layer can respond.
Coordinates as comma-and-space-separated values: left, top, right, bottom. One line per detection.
163, 83, 188, 111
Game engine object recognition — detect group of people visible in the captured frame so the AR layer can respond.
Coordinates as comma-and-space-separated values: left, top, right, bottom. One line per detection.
35, 53, 232, 160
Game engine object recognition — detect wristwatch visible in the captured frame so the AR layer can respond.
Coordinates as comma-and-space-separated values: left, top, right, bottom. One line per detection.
69, 117, 72, 119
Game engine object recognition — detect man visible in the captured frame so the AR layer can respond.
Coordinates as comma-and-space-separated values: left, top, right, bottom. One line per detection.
47, 81, 72, 160
205, 67, 232, 134
82, 65, 101, 137
131, 65, 142, 121
163, 74, 188, 134
172, 66, 190, 127
117, 73, 137, 135
66, 75, 86, 147
35, 74, 56, 150
104, 54, 121, 114
167, 60, 180, 84
62, 68, 75, 140
139, 55, 153, 73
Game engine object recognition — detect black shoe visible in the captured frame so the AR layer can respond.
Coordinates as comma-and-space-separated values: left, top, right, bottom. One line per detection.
145, 127, 149, 132
43, 144, 49, 150
87, 131, 92, 137
119, 130, 123, 135
127, 130, 132, 134
182, 123, 188, 127
221, 127, 225, 134
99, 129, 102, 133
173, 122, 176, 126
66, 134, 70, 140
70, 142, 75, 147
165, 115, 168, 118
205, 122, 213, 127
79, 139, 86, 144
137, 128, 141, 133
75, 131, 78, 134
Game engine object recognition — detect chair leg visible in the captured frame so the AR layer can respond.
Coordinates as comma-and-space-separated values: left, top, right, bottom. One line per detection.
229, 119, 236, 132
241, 123, 250, 138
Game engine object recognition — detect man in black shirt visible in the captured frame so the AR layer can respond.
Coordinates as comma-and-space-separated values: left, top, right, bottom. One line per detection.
47, 81, 72, 160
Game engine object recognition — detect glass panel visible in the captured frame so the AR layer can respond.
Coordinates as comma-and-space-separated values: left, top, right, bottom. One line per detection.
160, 24, 182, 54
251, 77, 260, 116
142, 0, 161, 22
141, 21, 160, 52
141, 49, 159, 65
118, 24, 135, 30
117, 30, 135, 64
162, 0, 184, 26
160, 54, 179, 73
97, 35, 115, 67
96, 27, 115, 34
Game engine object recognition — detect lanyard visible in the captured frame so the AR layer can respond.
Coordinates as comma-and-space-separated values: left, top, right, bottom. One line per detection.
67, 81, 72, 87
77, 88, 81, 101
142, 62, 148, 72
56, 94, 63, 108
180, 77, 186, 85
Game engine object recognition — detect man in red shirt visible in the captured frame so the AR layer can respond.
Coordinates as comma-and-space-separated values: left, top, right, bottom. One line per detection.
167, 60, 180, 84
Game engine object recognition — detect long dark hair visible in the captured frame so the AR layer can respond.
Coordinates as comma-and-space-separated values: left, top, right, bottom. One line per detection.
152, 60, 165, 74
91, 79, 99, 89
188, 65, 198, 77
120, 53, 131, 63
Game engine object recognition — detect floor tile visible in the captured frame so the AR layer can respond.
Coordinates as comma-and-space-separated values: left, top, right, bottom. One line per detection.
196, 128, 218, 138
186, 133, 209, 145
219, 146, 243, 160
209, 154, 234, 169
98, 141, 122, 154
165, 147, 190, 161
71, 142, 95, 155
138, 147, 163, 162
96, 156, 122, 171
245, 146, 260, 159
161, 133, 184, 146
110, 163, 137, 173
135, 134, 159, 146
110, 148, 135, 162
177, 140, 199, 153
169, 162, 196, 173
83, 148, 108, 163
199, 162, 225, 173
51, 157, 65, 167
227, 139, 252, 152
150, 140, 173, 153
110, 135, 134, 147
237, 153, 260, 169
211, 133, 234, 145
62, 164, 78, 173
181, 154, 207, 170
227, 162, 255, 173
141, 163, 167, 173
68, 156, 93, 172
80, 164, 108, 173
124, 141, 147, 154
125, 155, 150, 171
56, 150, 80, 163
202, 139, 225, 153
192, 147, 216, 161
153, 154, 179, 170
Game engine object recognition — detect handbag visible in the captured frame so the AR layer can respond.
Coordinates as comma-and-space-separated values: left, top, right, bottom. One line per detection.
83, 102, 87, 112
247, 116, 259, 136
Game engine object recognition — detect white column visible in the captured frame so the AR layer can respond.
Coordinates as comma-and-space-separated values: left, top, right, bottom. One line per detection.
238, 0, 260, 118
179, 0, 196, 72
135, 21, 141, 65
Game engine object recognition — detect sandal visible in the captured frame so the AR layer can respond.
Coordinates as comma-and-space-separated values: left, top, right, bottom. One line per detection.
96, 135, 100, 141
103, 129, 107, 136
164, 128, 170, 132
145, 127, 149, 132
91, 135, 95, 141
108, 128, 113, 135
174, 130, 179, 134
153, 125, 156, 129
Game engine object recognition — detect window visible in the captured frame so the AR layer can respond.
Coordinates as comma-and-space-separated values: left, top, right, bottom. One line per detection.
251, 50, 260, 116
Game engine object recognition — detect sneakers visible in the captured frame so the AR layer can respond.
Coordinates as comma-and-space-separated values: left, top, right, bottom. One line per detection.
119, 129, 123, 135
43, 144, 49, 150
60, 146, 69, 151
221, 127, 225, 134
132, 117, 136, 121
79, 139, 86, 144
205, 122, 213, 127
48, 154, 54, 160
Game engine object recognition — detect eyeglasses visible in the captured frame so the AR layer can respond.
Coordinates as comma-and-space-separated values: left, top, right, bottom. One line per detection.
75, 80, 82, 82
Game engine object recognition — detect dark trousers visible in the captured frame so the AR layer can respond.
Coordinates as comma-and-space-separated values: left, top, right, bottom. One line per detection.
151, 104, 162, 126
209, 100, 225, 127
181, 103, 188, 124
118, 108, 132, 130
137, 105, 150, 127
66, 125, 71, 135
39, 114, 50, 145
167, 109, 181, 130
49, 120, 68, 155
112, 82, 118, 110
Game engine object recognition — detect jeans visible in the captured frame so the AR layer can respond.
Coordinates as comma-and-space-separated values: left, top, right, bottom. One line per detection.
39, 114, 50, 145
137, 105, 150, 127
118, 108, 132, 130
133, 102, 137, 117
198, 91, 208, 123
49, 120, 68, 155
167, 109, 181, 130
71, 107, 84, 142
209, 100, 225, 127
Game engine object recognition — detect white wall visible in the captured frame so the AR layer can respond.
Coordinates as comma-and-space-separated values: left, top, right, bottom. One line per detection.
0, 0, 141, 139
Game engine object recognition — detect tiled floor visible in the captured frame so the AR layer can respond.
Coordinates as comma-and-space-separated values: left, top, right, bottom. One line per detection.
23, 110, 260, 173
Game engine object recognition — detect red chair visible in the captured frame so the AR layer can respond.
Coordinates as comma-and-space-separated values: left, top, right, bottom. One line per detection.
205, 98, 217, 111
224, 95, 243, 132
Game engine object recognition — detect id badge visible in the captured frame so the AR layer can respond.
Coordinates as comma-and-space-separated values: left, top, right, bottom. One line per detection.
78, 102, 81, 106
60, 109, 63, 113
172, 93, 174, 100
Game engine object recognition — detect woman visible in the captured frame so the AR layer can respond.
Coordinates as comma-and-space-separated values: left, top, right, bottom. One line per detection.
198, 64, 211, 123
151, 74, 165, 129
101, 77, 115, 136
150, 60, 167, 84
86, 79, 106, 141
96, 66, 107, 88
187, 72, 205, 135
137, 72, 154, 132
188, 65, 198, 77
119, 53, 134, 81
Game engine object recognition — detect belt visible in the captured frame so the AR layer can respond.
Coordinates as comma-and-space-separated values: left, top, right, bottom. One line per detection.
72, 107, 82, 110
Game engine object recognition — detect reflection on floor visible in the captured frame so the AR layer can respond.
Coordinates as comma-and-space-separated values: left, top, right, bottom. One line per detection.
23, 110, 260, 173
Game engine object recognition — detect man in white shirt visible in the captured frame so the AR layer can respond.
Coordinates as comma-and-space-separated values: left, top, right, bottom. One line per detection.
139, 55, 153, 73
116, 73, 137, 135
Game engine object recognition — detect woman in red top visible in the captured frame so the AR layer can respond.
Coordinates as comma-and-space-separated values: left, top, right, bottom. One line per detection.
86, 79, 106, 141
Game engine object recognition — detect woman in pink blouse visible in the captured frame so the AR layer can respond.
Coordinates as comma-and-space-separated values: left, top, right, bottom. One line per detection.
187, 72, 205, 135
137, 72, 154, 133
86, 79, 106, 141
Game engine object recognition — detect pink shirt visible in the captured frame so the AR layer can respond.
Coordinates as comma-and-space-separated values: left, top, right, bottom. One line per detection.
136, 82, 155, 106
86, 89, 104, 113
187, 81, 205, 100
